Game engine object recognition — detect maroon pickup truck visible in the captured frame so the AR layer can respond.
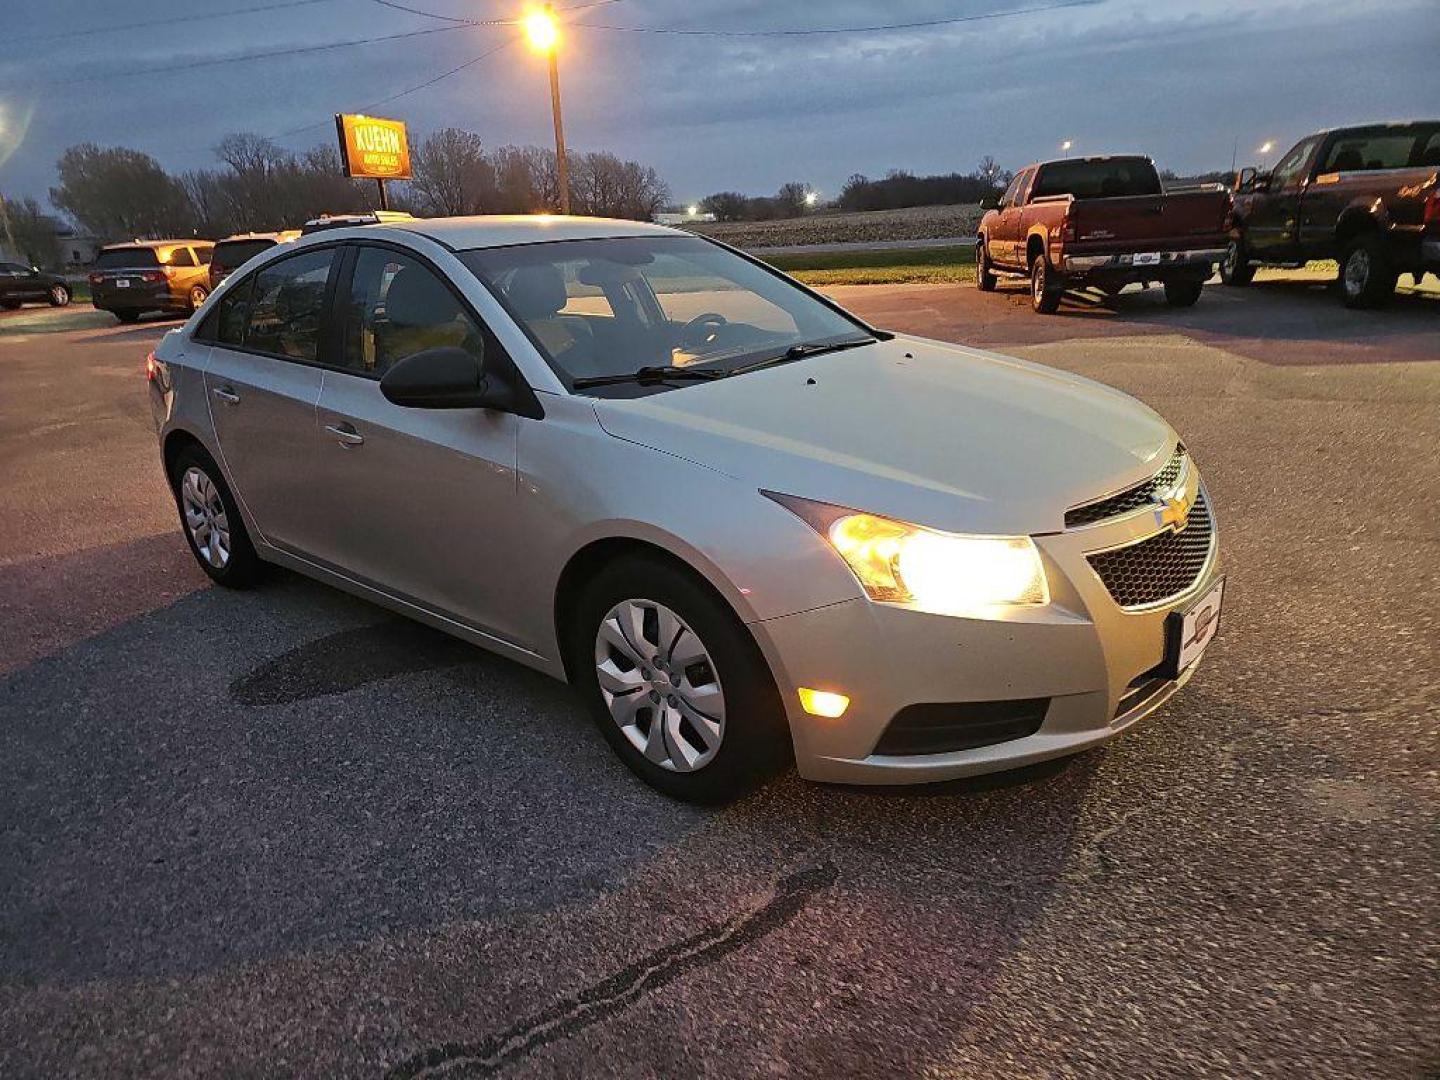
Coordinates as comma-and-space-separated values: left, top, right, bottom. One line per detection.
1224, 120, 1440, 308
976, 155, 1229, 314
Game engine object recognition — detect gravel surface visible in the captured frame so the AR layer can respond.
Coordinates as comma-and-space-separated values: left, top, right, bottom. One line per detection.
1, 284, 1437, 1078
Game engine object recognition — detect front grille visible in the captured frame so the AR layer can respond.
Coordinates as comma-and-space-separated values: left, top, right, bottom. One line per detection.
1087, 490, 1214, 608
873, 698, 1049, 757
1065, 445, 1187, 528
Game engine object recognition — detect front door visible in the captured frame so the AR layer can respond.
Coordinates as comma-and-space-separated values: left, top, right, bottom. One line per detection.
204, 246, 337, 554
309, 245, 522, 643
1247, 136, 1320, 262
990, 169, 1030, 267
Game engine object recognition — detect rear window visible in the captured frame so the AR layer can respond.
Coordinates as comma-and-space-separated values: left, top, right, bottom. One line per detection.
213, 239, 276, 272
1321, 124, 1440, 172
95, 247, 159, 269
1032, 160, 1162, 200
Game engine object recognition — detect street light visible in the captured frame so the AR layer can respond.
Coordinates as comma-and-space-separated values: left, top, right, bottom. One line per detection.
1061, 139, 1073, 156
524, 5, 570, 214
804, 191, 819, 208
686, 204, 699, 216
1257, 140, 1274, 155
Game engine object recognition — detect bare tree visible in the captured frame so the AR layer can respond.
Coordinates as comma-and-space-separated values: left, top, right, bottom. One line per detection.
1, 196, 62, 268
50, 144, 193, 240
409, 128, 496, 216
975, 155, 1003, 186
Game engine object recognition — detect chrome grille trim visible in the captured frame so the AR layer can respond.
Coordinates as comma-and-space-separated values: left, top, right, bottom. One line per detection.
1065, 445, 1188, 529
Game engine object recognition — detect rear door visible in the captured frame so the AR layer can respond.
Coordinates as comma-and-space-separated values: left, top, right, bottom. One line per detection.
1247, 136, 1321, 261
203, 246, 338, 554
990, 169, 1030, 266
309, 243, 523, 640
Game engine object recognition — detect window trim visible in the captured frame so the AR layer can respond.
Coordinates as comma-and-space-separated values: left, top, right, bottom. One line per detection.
194, 243, 346, 370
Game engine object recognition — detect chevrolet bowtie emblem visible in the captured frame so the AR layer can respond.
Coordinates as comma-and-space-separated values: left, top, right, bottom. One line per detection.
1155, 493, 1191, 531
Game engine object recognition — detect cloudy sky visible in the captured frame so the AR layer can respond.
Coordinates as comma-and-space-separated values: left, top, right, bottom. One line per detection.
1, 0, 1436, 212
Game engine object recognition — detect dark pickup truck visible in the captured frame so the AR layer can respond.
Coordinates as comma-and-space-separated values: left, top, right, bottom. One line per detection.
1223, 120, 1440, 307
976, 155, 1229, 314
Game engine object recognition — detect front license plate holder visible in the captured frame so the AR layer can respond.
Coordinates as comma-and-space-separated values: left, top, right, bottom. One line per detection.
1161, 578, 1223, 679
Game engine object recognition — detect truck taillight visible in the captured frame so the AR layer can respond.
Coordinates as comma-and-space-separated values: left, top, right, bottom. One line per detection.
142, 270, 166, 283
1061, 214, 1076, 243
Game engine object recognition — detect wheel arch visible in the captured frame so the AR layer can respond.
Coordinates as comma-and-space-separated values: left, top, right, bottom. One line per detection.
1334, 206, 1382, 248
1026, 229, 1048, 266
552, 532, 759, 685
162, 427, 210, 479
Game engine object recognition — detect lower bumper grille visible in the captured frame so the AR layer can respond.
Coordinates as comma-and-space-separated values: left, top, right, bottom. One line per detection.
1087, 490, 1214, 608
873, 698, 1049, 757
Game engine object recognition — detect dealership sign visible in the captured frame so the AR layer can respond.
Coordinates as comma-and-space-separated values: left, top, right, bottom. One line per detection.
334, 114, 412, 180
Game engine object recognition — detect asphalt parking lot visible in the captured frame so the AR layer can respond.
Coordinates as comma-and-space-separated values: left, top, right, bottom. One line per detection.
2, 278, 1437, 1078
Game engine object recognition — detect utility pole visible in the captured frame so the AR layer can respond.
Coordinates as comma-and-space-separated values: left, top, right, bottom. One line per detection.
525, 4, 570, 214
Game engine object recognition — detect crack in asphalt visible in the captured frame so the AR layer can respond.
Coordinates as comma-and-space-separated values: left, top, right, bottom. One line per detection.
383, 863, 838, 1079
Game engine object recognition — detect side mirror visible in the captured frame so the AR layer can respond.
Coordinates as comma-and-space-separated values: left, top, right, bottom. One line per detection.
379, 346, 542, 417
979, 196, 1000, 211
30, 265, 40, 274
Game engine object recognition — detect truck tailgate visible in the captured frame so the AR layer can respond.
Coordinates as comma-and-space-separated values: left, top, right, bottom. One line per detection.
1067, 190, 1229, 252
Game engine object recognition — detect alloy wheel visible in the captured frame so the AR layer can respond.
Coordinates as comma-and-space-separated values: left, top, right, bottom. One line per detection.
594, 598, 726, 773
180, 465, 231, 569
51, 285, 69, 306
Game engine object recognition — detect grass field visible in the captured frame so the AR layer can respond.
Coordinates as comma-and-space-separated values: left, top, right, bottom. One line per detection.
761, 244, 977, 285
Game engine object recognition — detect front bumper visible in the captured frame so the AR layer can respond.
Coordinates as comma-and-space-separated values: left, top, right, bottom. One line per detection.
752, 473, 1220, 785
93, 284, 179, 311
1063, 248, 1224, 275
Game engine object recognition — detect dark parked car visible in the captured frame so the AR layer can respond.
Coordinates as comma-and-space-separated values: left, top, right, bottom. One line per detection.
0, 262, 71, 309
299, 210, 414, 235
1224, 120, 1440, 307
89, 240, 215, 324
209, 231, 300, 291
976, 156, 1229, 313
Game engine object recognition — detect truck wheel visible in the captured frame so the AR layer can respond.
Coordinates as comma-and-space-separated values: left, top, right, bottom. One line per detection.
1030, 257, 1062, 314
1220, 239, 1255, 286
1340, 234, 1396, 309
976, 240, 998, 292
1163, 279, 1204, 307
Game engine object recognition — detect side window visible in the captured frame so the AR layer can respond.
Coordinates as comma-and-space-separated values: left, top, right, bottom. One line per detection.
167, 247, 196, 268
203, 275, 256, 346
340, 247, 484, 377
1272, 138, 1318, 185
245, 248, 335, 362
1016, 168, 1036, 205
1000, 172, 1024, 208
194, 245, 214, 266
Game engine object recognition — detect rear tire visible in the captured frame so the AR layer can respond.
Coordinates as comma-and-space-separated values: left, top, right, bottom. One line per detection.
976, 239, 998, 292
168, 445, 264, 588
115, 310, 141, 324
1220, 238, 1255, 286
571, 555, 790, 803
1339, 233, 1396, 309
1030, 256, 1063, 314
1163, 279, 1204, 307
48, 284, 71, 307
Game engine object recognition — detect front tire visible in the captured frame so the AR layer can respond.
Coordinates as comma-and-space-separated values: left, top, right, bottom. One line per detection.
976, 239, 998, 291
1340, 233, 1396, 309
169, 445, 264, 588
48, 284, 71, 307
1220, 238, 1255, 286
1163, 279, 1204, 307
1030, 256, 1063, 314
572, 556, 789, 803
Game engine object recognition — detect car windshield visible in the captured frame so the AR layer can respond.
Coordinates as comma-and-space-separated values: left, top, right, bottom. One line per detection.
1032, 159, 1162, 199
214, 239, 275, 271
461, 236, 869, 389
95, 247, 160, 269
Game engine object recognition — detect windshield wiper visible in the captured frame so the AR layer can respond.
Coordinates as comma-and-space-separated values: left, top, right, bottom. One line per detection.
572, 365, 727, 389
725, 336, 875, 377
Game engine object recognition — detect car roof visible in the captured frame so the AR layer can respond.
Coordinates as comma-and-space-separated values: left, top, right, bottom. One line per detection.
388, 214, 684, 251
217, 232, 294, 243
101, 239, 211, 250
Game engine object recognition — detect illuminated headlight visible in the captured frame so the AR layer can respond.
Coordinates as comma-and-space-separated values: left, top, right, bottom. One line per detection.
765, 493, 1049, 617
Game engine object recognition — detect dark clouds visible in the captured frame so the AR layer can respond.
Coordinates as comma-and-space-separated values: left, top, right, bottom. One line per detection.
1, 0, 1436, 208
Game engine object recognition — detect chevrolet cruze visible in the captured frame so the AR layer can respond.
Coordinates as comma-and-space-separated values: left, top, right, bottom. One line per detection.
147, 216, 1222, 802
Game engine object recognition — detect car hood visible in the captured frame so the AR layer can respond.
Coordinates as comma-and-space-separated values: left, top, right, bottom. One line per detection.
591, 335, 1175, 535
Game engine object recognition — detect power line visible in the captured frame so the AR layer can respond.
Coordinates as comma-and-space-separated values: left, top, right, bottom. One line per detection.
1, 0, 342, 46
574, 0, 1105, 37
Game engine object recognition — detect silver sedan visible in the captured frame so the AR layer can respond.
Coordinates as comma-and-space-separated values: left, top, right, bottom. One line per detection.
148, 216, 1222, 802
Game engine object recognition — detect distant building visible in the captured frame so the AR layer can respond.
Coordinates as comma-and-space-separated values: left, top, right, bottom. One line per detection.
653, 210, 716, 226
50, 219, 102, 267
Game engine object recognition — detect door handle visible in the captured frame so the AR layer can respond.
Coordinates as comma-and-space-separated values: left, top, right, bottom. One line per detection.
325, 423, 364, 448
211, 386, 240, 405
